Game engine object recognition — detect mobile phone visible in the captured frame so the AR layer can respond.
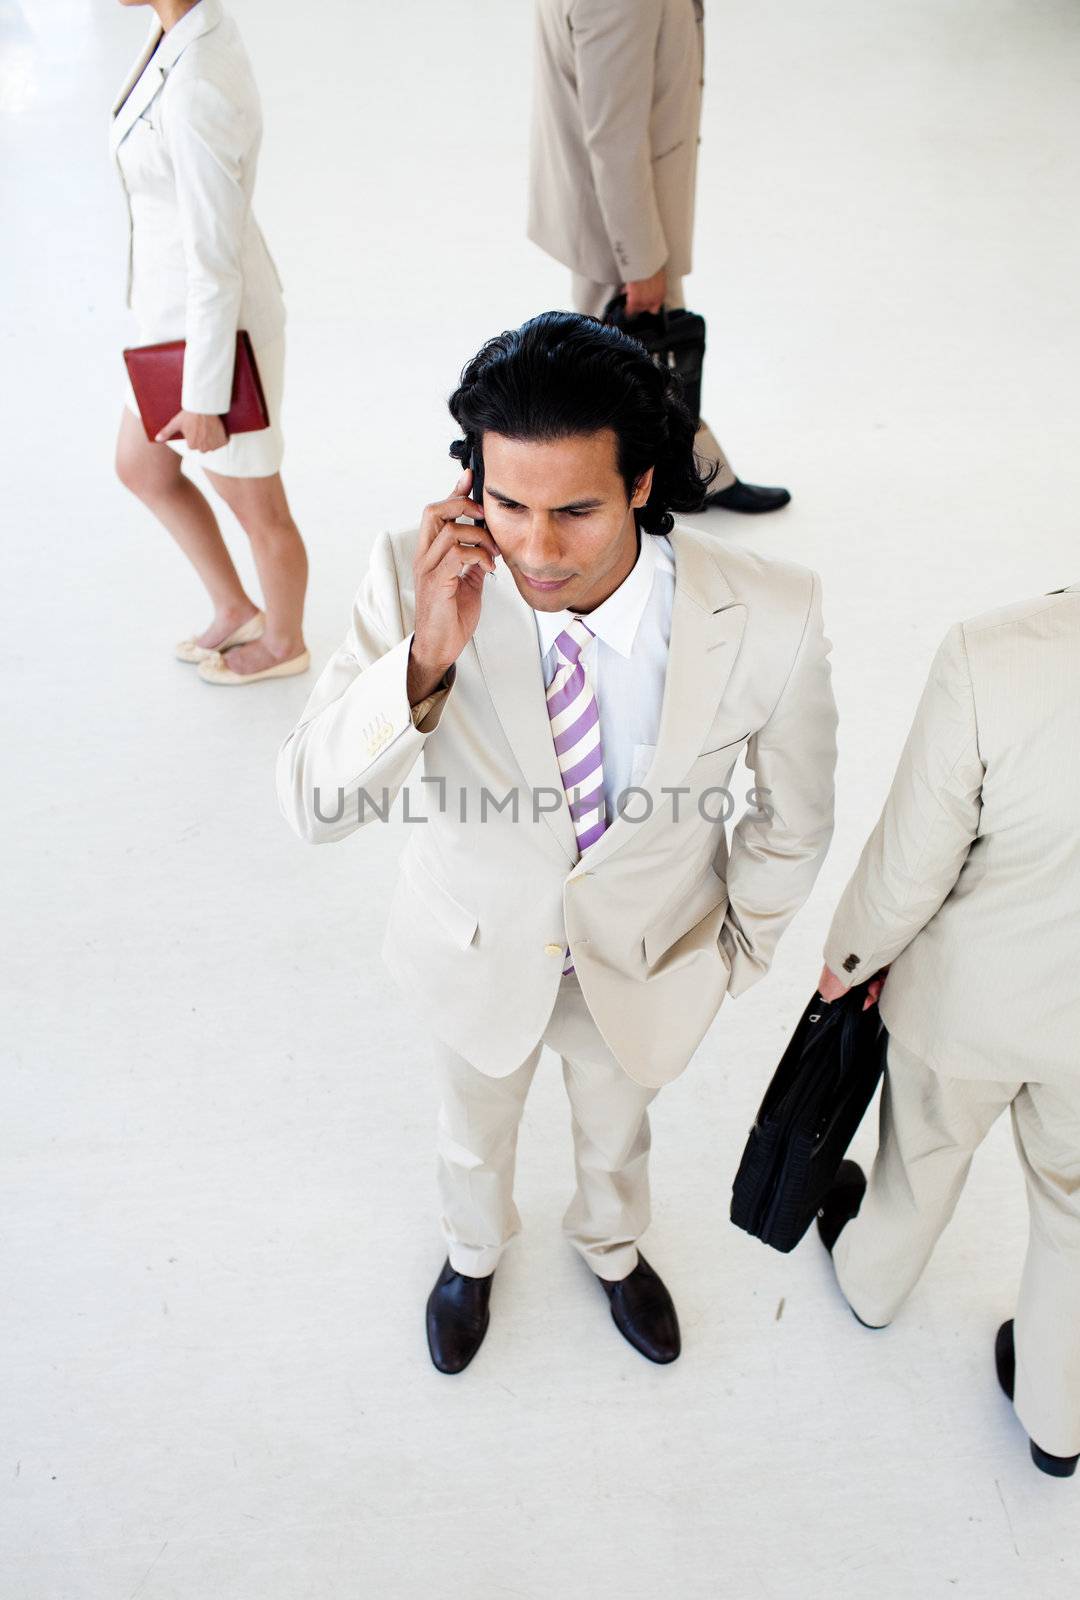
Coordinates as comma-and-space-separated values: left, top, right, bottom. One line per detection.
449, 432, 487, 533
467, 438, 486, 526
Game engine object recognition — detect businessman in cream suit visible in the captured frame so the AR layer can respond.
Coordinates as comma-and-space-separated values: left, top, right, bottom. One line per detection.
277, 314, 836, 1372
528, 0, 790, 515
814, 584, 1080, 1477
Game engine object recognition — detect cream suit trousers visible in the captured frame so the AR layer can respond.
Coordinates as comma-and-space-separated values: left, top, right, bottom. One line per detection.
433, 971, 658, 1282
834, 1037, 1080, 1458
570, 272, 737, 492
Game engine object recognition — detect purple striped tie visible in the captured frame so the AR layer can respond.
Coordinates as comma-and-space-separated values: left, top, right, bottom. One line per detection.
546, 616, 606, 974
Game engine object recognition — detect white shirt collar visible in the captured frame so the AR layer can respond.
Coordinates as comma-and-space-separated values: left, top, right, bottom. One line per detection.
534, 531, 672, 660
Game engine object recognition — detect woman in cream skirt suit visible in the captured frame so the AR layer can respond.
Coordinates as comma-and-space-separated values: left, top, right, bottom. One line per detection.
112, 0, 308, 684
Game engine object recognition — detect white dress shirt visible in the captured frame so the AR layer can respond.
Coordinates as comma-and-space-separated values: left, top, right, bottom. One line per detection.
534, 530, 675, 824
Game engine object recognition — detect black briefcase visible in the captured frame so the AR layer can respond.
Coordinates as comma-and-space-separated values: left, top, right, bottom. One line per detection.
602, 293, 706, 425
730, 986, 888, 1252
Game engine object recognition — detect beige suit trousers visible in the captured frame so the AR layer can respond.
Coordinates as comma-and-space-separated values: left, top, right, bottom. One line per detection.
570, 271, 737, 492
834, 1037, 1080, 1458
433, 971, 659, 1282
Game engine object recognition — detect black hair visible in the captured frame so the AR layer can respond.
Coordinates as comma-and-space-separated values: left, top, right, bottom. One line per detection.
447, 310, 718, 536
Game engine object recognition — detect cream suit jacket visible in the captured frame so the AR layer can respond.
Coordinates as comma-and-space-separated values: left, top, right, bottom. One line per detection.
825, 583, 1080, 1084
276, 523, 837, 1088
110, 0, 285, 414
527, 0, 705, 285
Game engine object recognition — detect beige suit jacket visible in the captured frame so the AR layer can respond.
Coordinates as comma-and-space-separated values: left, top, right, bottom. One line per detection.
277, 523, 837, 1087
527, 0, 705, 285
825, 584, 1080, 1083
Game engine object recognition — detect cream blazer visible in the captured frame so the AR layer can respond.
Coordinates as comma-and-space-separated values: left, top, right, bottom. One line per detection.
825, 583, 1080, 1084
527, 0, 705, 285
276, 523, 838, 1088
110, 0, 285, 414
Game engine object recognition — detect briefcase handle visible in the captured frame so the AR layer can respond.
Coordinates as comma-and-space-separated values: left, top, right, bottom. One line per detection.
601, 292, 671, 338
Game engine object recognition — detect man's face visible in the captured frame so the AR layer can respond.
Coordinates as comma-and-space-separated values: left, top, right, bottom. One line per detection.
479, 429, 654, 614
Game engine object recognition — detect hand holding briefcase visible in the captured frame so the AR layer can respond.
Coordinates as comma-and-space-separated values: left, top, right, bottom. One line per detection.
602, 292, 706, 426
730, 985, 888, 1253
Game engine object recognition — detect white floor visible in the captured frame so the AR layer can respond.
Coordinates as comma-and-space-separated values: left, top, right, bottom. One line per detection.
3, 1, 1080, 1595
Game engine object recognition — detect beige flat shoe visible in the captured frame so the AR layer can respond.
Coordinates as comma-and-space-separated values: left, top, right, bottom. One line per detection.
197, 647, 310, 685
175, 609, 265, 663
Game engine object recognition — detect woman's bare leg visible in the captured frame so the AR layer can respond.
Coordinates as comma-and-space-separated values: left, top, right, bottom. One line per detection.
116, 409, 260, 648
203, 469, 308, 673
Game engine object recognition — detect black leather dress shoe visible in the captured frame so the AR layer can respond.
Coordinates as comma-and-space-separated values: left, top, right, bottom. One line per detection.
816, 1160, 887, 1330
425, 1259, 493, 1374
995, 1319, 1079, 1478
704, 479, 791, 514
600, 1253, 680, 1364
816, 1159, 867, 1255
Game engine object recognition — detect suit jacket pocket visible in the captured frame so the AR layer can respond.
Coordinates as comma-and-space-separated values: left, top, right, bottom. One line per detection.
696, 733, 750, 759
643, 867, 729, 972
401, 851, 478, 950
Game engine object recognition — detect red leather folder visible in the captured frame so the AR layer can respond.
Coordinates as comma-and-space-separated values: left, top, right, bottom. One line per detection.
123, 330, 270, 442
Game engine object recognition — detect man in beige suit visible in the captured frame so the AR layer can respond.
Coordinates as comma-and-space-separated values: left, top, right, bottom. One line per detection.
277, 313, 836, 1373
528, 0, 790, 515
813, 584, 1080, 1477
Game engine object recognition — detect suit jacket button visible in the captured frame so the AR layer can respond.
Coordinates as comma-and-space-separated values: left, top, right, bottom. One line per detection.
544, 943, 563, 957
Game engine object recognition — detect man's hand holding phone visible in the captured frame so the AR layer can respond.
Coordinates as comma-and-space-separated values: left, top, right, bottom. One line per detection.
407, 467, 499, 706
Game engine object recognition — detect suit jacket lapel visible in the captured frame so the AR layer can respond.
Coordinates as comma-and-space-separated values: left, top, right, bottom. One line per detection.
110, 25, 164, 154
571, 525, 746, 875
473, 524, 746, 871
110, 0, 224, 154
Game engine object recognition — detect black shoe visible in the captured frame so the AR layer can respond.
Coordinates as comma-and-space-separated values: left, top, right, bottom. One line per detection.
816, 1160, 886, 1330
599, 1253, 680, 1364
425, 1258, 493, 1374
995, 1320, 1079, 1478
704, 479, 791, 515
816, 1159, 867, 1255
